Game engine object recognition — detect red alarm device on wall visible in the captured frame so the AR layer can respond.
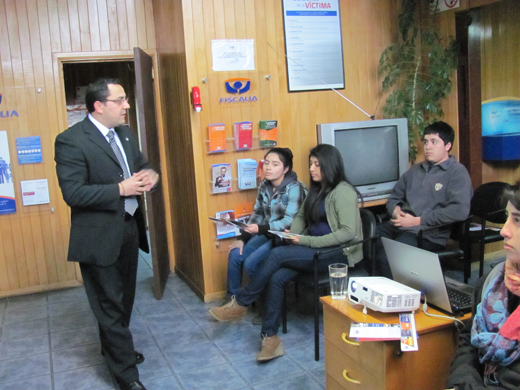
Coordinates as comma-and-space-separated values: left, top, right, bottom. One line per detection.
191, 86, 202, 112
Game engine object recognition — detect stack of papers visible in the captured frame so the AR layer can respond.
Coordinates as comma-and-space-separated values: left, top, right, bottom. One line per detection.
209, 217, 248, 229
348, 312, 419, 352
268, 230, 301, 239
237, 159, 258, 190
233, 121, 253, 150
349, 323, 401, 341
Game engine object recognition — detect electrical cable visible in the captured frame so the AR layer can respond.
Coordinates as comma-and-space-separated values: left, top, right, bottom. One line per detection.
373, 91, 384, 120
266, 42, 374, 120
421, 293, 465, 328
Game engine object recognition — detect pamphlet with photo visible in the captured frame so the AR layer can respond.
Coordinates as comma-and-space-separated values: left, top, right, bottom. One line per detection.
212, 163, 232, 193
213, 210, 240, 239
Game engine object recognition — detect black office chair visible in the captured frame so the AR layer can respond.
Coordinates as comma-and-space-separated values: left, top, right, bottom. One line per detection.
281, 208, 378, 361
464, 181, 509, 278
417, 218, 471, 282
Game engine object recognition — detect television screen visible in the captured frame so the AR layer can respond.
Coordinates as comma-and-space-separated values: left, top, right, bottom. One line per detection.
335, 126, 399, 187
317, 118, 408, 202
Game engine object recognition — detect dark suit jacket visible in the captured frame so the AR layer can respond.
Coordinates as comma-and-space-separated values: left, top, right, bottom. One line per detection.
55, 116, 150, 266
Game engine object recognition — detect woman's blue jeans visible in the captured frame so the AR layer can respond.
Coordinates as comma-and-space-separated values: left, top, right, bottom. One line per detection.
227, 234, 272, 297
235, 244, 348, 337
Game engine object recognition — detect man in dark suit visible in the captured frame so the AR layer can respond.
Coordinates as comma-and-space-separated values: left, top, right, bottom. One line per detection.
55, 78, 158, 390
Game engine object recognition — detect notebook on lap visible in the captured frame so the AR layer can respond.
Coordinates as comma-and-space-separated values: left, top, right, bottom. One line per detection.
382, 237, 473, 315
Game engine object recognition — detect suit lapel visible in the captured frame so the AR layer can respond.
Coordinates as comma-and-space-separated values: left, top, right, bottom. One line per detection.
82, 117, 121, 168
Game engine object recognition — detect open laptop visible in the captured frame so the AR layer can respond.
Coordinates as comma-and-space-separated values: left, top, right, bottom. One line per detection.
382, 237, 474, 315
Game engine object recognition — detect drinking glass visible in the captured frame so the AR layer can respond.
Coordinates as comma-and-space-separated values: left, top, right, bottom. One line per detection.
329, 263, 348, 300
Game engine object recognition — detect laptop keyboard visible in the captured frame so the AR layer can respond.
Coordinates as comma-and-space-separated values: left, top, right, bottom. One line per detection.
447, 288, 472, 308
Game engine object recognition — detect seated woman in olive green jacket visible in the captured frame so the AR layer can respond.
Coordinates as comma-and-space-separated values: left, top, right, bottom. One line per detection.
209, 144, 363, 362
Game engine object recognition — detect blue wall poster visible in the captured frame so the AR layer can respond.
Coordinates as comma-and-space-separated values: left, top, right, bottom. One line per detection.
482, 97, 520, 161
16, 136, 43, 164
0, 131, 16, 214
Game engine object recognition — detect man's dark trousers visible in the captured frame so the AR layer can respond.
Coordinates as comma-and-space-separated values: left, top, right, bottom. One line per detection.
80, 216, 140, 384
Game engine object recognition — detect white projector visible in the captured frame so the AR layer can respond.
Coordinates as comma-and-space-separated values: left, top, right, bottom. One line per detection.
348, 277, 421, 313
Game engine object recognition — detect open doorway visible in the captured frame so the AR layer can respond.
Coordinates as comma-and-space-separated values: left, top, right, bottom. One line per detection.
61, 56, 170, 299
63, 61, 138, 136
63, 61, 149, 231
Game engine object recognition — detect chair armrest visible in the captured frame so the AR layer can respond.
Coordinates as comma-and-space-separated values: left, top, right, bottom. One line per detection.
314, 236, 380, 259
375, 212, 390, 224
417, 218, 470, 248
310, 235, 380, 289
484, 208, 507, 224
418, 220, 459, 234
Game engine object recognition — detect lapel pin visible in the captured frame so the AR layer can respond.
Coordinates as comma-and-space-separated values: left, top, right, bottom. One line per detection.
125, 137, 129, 141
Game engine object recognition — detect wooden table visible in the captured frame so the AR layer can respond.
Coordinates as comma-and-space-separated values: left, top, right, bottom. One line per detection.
321, 296, 471, 390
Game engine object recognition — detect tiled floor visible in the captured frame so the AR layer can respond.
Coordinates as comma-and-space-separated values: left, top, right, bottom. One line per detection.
0, 251, 326, 390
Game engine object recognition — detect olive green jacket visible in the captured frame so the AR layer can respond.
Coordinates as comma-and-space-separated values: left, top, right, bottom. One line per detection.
290, 181, 363, 265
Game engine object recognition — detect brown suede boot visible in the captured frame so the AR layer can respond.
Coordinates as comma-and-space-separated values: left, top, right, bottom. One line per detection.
208, 296, 247, 322
256, 334, 284, 362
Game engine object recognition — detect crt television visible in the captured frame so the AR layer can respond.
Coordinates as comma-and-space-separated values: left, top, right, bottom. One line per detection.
317, 118, 409, 202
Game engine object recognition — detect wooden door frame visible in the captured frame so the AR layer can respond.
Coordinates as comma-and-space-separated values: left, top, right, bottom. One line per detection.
455, 0, 506, 189
456, 10, 483, 189
134, 47, 171, 299
54, 50, 175, 284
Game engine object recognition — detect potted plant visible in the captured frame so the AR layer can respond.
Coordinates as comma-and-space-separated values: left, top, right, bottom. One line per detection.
379, 0, 458, 162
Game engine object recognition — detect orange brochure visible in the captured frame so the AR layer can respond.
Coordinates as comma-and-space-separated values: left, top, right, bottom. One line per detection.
208, 123, 226, 152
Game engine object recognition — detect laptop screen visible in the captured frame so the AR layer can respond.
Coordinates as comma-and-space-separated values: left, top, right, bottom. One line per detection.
382, 237, 455, 313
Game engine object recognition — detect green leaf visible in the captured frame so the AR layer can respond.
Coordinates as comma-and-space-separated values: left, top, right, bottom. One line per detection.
379, 0, 457, 163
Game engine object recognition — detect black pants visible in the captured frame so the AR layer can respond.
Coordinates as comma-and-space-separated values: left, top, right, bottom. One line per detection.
80, 217, 140, 384
375, 221, 444, 279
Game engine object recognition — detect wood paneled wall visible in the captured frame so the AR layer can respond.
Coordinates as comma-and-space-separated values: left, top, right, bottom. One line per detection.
152, 0, 205, 296
156, 0, 401, 300
0, 0, 156, 297
429, 6, 461, 161
480, 0, 520, 185
6, 0, 508, 301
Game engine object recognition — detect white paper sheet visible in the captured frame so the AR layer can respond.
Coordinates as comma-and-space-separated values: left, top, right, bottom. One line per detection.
21, 179, 50, 206
212, 39, 255, 71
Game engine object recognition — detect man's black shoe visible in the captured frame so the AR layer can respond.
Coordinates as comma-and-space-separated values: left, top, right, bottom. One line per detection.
135, 351, 145, 364
101, 349, 145, 364
118, 380, 147, 390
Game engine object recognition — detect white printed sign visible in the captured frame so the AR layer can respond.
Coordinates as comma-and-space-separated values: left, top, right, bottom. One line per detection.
212, 39, 255, 71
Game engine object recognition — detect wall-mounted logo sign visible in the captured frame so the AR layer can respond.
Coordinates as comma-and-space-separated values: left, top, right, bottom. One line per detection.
220, 79, 258, 104
225, 78, 251, 94
0, 93, 20, 118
